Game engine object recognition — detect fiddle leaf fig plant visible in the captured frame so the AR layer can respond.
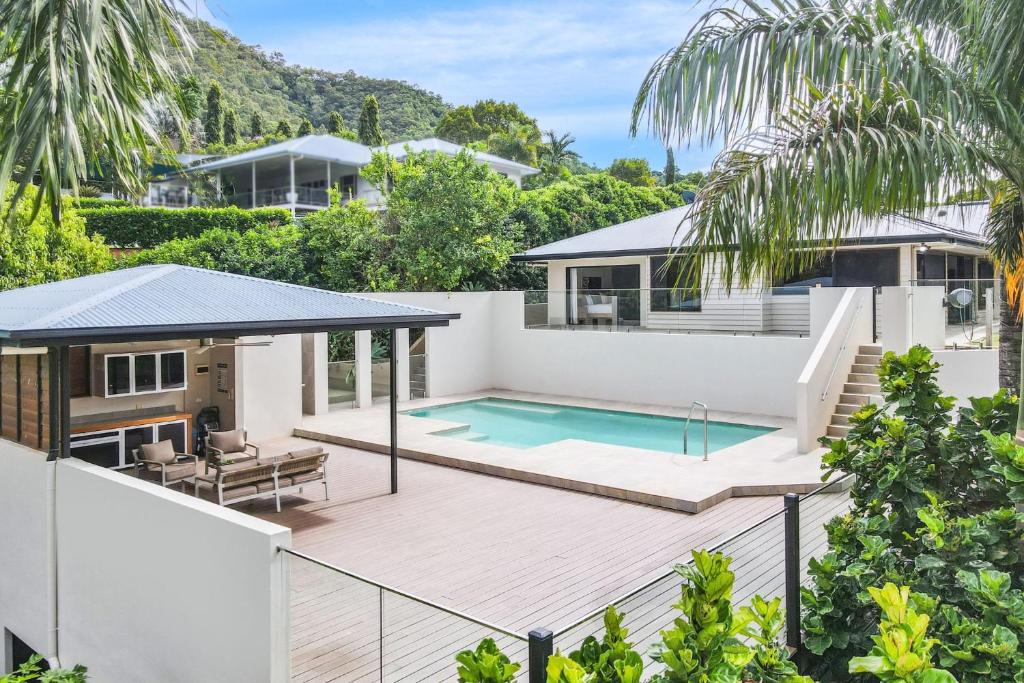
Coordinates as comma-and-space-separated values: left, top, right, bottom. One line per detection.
456, 638, 521, 683
569, 606, 643, 683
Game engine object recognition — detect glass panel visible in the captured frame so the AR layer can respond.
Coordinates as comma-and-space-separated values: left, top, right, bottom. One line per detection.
106, 356, 131, 395
71, 440, 121, 468
567, 265, 642, 325
160, 352, 186, 390
124, 426, 154, 463
650, 256, 701, 311
834, 248, 899, 287
134, 354, 157, 393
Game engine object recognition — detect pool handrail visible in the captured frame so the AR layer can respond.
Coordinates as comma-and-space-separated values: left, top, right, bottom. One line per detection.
683, 401, 709, 460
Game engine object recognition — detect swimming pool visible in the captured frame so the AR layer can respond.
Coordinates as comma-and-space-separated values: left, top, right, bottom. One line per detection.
404, 398, 776, 455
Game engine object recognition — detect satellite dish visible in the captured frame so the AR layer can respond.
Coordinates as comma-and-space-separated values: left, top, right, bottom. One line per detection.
947, 288, 973, 309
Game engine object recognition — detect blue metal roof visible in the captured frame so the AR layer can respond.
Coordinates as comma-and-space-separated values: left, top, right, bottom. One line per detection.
0, 265, 458, 344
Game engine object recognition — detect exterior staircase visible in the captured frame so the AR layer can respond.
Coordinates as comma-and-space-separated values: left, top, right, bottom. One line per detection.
827, 344, 883, 439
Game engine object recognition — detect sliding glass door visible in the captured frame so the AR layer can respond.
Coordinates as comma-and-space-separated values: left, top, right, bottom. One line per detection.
565, 265, 641, 327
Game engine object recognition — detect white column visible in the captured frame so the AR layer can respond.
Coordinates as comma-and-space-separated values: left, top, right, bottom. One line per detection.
250, 162, 257, 208
396, 328, 410, 402
289, 155, 296, 215
355, 330, 373, 409
215, 171, 222, 201
301, 333, 328, 415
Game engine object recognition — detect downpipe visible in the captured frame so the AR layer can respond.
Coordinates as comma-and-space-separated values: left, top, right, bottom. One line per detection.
45, 461, 61, 668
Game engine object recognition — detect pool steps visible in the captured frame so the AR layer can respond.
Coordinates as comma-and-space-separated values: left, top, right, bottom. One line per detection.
827, 344, 882, 438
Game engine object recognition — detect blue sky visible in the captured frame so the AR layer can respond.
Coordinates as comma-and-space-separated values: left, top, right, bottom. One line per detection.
198, 0, 720, 171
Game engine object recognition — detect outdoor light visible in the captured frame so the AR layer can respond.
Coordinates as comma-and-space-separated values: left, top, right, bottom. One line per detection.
917, 243, 930, 253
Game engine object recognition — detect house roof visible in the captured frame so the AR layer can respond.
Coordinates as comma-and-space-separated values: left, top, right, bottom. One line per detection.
0, 265, 458, 345
386, 138, 540, 175
189, 135, 373, 171
186, 135, 538, 175
514, 202, 991, 261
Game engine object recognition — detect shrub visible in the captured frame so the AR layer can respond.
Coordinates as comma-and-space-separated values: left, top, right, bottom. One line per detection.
72, 197, 131, 209
79, 206, 292, 247
802, 345, 1024, 682
0, 654, 88, 682
455, 638, 520, 683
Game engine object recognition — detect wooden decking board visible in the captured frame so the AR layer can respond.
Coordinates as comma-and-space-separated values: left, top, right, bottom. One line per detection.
244, 439, 845, 682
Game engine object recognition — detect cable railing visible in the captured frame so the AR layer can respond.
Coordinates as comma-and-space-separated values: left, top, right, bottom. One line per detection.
282, 476, 853, 682
522, 287, 812, 337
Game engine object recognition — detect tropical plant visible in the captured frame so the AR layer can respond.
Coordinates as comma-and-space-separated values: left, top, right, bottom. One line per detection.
358, 95, 386, 147
0, 0, 193, 222
801, 346, 1024, 681
487, 122, 542, 167
566, 607, 642, 683
630, 0, 1024, 420
297, 118, 314, 136
540, 130, 580, 176
204, 81, 224, 145
848, 584, 956, 683
0, 654, 88, 683
455, 638, 521, 683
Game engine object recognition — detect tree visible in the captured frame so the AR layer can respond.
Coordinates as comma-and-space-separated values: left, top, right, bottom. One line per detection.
358, 95, 386, 146
301, 200, 397, 292
486, 123, 542, 167
275, 119, 293, 137
631, 0, 1024, 435
361, 150, 522, 290
664, 148, 676, 185
326, 111, 346, 135
179, 75, 203, 120
250, 110, 264, 138
0, 186, 112, 290
297, 118, 314, 136
204, 81, 224, 145
608, 158, 656, 187
435, 100, 543, 164
223, 108, 239, 145
0, 0, 193, 223
540, 130, 580, 174
434, 107, 482, 144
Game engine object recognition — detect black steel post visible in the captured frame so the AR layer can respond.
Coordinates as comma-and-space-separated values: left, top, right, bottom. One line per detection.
59, 346, 71, 459
784, 492, 801, 651
47, 348, 60, 461
389, 329, 398, 494
872, 286, 879, 343
528, 628, 553, 683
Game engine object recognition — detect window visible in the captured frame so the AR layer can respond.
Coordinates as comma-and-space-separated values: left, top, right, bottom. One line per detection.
104, 350, 187, 397
650, 256, 701, 312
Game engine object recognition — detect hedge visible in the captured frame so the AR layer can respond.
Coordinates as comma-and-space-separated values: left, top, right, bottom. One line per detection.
79, 206, 293, 248
74, 197, 132, 209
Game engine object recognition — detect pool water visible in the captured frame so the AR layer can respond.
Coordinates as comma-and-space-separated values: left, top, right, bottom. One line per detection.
404, 398, 776, 455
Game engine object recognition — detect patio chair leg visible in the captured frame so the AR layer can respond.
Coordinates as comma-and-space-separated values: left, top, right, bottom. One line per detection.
323, 480, 329, 501
275, 491, 281, 513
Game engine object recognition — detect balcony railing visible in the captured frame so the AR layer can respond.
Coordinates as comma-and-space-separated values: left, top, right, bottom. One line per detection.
524, 287, 811, 337
222, 186, 331, 209
906, 278, 1000, 350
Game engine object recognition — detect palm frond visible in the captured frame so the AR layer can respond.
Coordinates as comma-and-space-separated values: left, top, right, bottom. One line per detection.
677, 82, 993, 291
0, 0, 194, 223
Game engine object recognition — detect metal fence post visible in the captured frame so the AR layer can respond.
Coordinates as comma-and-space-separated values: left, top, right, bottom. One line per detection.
784, 492, 801, 651
528, 628, 553, 683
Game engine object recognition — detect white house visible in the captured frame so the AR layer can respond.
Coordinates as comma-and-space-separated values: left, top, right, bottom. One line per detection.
145, 135, 539, 214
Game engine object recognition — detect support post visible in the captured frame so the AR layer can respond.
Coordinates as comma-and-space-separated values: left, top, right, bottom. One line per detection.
251, 161, 257, 208
215, 170, 222, 201
289, 154, 296, 216
784, 493, 801, 651
528, 628, 553, 683
389, 328, 398, 494
58, 346, 70, 459
396, 328, 410, 402
47, 348, 60, 461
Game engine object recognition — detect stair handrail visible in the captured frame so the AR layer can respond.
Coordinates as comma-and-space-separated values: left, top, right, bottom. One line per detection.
819, 298, 865, 401
683, 401, 709, 461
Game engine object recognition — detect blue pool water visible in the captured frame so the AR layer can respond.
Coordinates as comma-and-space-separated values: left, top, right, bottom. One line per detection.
404, 398, 776, 454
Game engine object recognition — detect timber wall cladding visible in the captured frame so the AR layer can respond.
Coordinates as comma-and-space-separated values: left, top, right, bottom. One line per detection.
0, 354, 49, 451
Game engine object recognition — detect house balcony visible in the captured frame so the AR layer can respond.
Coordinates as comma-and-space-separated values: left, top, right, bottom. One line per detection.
223, 185, 331, 210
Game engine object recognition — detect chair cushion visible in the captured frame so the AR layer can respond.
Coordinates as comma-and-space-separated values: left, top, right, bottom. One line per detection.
290, 471, 324, 485
217, 459, 257, 474
255, 479, 277, 493
221, 484, 258, 501
140, 440, 176, 465
210, 429, 246, 453
287, 446, 324, 459
162, 462, 196, 482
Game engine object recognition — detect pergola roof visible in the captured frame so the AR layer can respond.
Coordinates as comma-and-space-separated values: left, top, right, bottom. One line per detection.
514, 202, 990, 262
0, 265, 458, 345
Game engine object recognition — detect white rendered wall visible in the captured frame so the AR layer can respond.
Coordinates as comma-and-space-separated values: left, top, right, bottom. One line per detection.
0, 441, 56, 670
238, 334, 304, 441
934, 349, 999, 406
55, 459, 291, 683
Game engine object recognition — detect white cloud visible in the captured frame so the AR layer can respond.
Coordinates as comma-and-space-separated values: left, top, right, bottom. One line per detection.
258, 0, 706, 154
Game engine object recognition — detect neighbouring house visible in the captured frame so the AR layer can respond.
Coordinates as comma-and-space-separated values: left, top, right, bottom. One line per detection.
513, 201, 995, 337
144, 135, 539, 214
0, 264, 456, 682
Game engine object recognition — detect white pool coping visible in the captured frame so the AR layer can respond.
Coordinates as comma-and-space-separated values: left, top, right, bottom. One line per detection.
297, 390, 830, 512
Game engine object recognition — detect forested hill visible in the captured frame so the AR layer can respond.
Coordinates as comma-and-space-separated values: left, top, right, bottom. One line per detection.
185, 18, 449, 139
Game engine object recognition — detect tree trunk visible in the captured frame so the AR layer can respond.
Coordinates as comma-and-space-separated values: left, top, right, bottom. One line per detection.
1000, 296, 1021, 392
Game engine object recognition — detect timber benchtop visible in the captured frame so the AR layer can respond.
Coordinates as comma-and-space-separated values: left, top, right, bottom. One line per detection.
71, 408, 192, 434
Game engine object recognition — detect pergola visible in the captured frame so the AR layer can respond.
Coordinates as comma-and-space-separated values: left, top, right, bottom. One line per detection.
0, 264, 458, 492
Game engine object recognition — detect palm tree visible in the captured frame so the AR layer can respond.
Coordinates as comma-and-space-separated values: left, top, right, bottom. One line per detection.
0, 0, 193, 223
632, 0, 1024, 438
487, 122, 542, 167
540, 130, 580, 172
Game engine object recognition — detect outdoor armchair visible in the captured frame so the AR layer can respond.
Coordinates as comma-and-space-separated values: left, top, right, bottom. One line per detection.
204, 428, 260, 473
133, 439, 198, 491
